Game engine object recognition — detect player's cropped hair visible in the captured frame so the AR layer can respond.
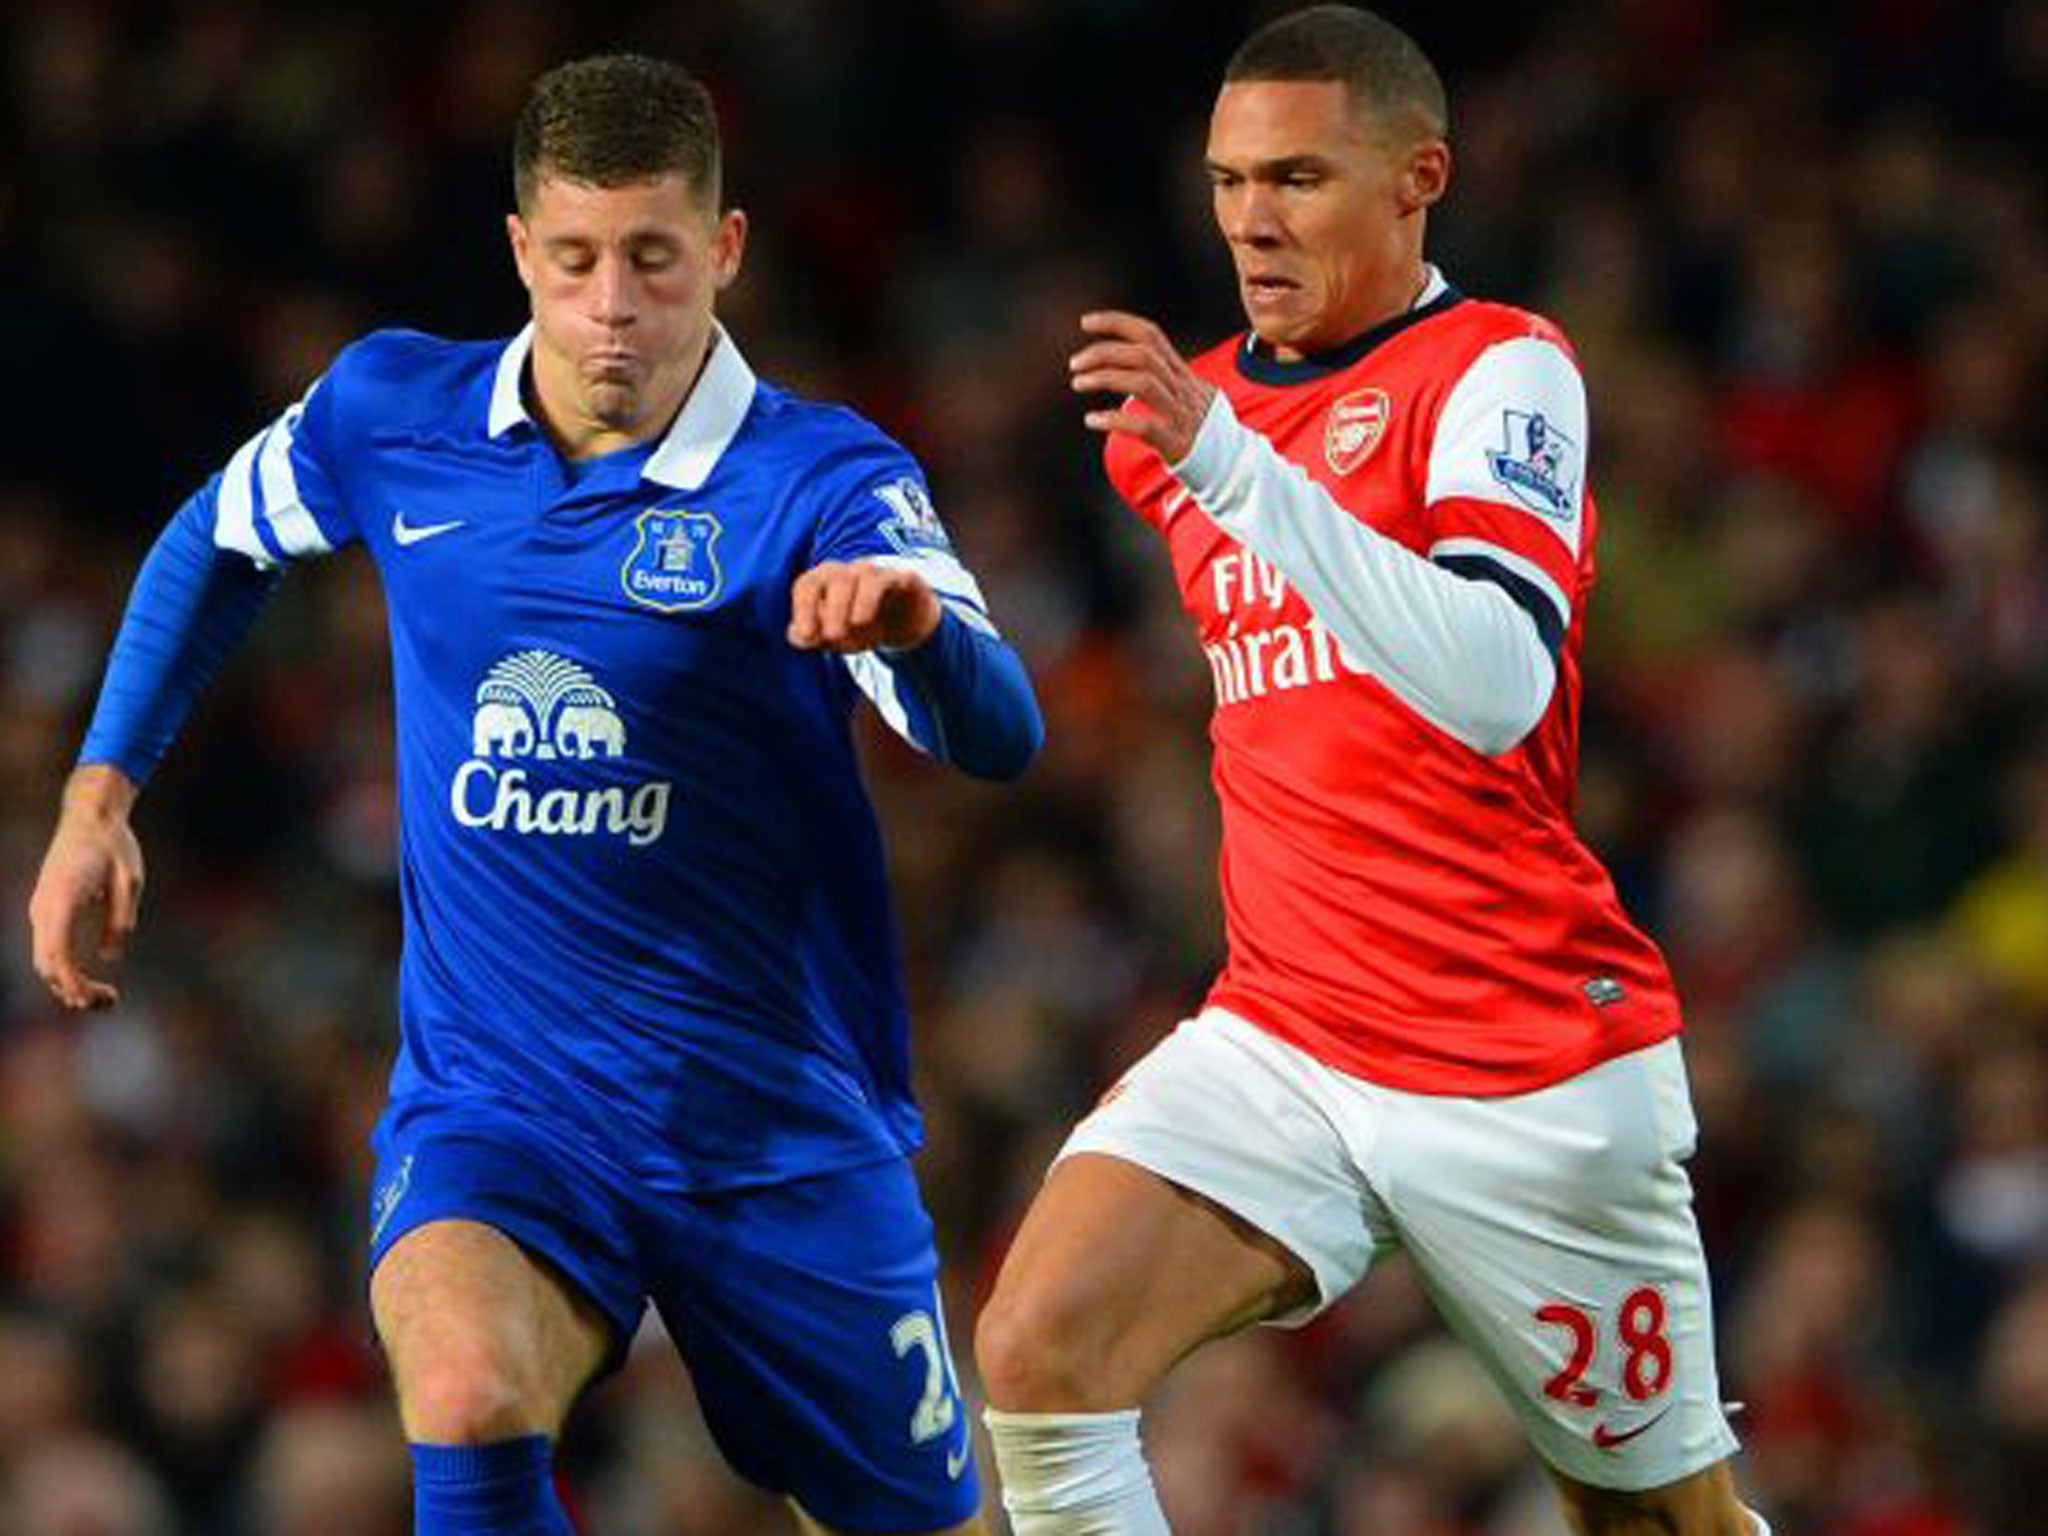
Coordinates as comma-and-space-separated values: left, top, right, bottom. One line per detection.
513, 53, 722, 214
1225, 5, 1447, 142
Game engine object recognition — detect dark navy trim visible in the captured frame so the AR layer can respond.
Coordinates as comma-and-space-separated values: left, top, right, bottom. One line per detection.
1235, 288, 1464, 386
1434, 552, 1566, 657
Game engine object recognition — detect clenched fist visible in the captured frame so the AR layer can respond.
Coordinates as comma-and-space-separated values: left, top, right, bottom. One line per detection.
787, 560, 943, 653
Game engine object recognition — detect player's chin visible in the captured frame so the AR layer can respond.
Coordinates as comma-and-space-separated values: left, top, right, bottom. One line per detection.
585, 381, 643, 429
1241, 294, 1313, 348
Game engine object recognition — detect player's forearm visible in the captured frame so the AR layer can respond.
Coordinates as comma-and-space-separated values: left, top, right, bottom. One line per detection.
1171, 394, 1555, 754
878, 611, 1043, 780
78, 480, 283, 784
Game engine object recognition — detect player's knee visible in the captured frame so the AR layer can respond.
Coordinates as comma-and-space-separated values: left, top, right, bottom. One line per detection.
974, 1281, 1101, 1412
1556, 1486, 1676, 1536
1554, 1467, 1750, 1536
395, 1343, 546, 1444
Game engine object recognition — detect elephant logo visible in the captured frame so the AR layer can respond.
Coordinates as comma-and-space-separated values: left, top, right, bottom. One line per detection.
450, 649, 672, 846
472, 700, 535, 758
554, 703, 625, 760
467, 650, 624, 761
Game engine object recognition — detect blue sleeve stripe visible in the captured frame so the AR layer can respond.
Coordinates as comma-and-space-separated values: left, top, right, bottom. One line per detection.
842, 650, 920, 747
937, 594, 996, 637
214, 431, 271, 564
299, 501, 354, 552
248, 423, 290, 564
214, 401, 337, 564
935, 583, 991, 618
1433, 551, 1567, 657
258, 402, 334, 557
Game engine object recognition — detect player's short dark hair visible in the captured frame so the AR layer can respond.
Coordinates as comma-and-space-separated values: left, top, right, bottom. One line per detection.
513, 53, 721, 214
1225, 5, 1447, 142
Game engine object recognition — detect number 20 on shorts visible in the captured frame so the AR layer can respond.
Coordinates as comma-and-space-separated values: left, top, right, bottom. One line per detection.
1535, 1286, 1673, 1408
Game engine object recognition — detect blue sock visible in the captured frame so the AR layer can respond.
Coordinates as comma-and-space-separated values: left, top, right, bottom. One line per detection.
410, 1436, 575, 1535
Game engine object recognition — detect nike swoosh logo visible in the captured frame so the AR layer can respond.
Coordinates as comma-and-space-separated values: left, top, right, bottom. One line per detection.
946, 1441, 970, 1480
392, 513, 466, 547
1592, 1407, 1672, 1449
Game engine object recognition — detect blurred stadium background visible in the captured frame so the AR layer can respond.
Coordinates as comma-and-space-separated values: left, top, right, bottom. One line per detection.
1, 1, 2045, 1532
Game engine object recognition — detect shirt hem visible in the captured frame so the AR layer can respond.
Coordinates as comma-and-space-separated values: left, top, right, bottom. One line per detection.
1203, 983, 1683, 1097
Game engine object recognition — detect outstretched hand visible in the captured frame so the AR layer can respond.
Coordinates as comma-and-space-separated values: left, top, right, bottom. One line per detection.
787, 560, 943, 653
1069, 310, 1217, 465
28, 766, 144, 1011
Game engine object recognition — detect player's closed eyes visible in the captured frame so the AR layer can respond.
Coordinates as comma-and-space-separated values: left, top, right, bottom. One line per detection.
1206, 168, 1326, 195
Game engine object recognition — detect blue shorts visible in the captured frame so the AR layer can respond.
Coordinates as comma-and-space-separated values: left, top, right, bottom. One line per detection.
368, 1097, 979, 1532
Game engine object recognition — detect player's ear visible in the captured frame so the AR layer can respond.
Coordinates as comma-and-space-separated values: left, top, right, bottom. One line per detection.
1399, 139, 1451, 213
507, 212, 536, 291
712, 208, 747, 292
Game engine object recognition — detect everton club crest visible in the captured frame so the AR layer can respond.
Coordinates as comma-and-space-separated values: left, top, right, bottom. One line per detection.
622, 508, 724, 613
1324, 386, 1391, 476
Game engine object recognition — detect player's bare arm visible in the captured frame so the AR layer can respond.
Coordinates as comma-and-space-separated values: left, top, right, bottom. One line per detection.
786, 560, 942, 653
1069, 310, 1216, 464
29, 763, 144, 1012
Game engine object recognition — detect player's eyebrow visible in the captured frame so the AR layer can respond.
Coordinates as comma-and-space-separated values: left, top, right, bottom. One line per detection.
1205, 153, 1340, 181
541, 230, 680, 253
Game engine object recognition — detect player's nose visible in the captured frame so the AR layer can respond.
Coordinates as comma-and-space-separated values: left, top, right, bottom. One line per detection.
588, 253, 637, 326
1220, 185, 1283, 246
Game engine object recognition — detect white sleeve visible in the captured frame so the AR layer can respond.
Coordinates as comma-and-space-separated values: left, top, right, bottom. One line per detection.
212, 388, 340, 569
1169, 392, 1556, 755
824, 472, 1002, 744
1422, 334, 1587, 639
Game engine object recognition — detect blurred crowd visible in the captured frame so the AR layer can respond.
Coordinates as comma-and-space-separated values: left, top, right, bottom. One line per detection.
2, 1, 2046, 1533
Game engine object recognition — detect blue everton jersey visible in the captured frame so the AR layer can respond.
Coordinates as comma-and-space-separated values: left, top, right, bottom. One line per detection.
206, 326, 1008, 1189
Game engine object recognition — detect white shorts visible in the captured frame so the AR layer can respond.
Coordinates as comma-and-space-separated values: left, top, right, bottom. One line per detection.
1060, 1008, 1740, 1492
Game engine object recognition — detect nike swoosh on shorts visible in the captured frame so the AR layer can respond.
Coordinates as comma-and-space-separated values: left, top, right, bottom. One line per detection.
1592, 1406, 1673, 1449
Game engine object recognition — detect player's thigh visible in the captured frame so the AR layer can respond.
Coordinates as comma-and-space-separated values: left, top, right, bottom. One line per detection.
980, 1010, 1382, 1408
1383, 1039, 1739, 1492
646, 1158, 982, 1535
372, 1218, 616, 1439
365, 1101, 641, 1440
1550, 1458, 1750, 1536
979, 1152, 1315, 1408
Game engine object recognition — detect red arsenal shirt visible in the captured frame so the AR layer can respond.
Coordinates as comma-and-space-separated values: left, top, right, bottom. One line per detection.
1106, 276, 1682, 1093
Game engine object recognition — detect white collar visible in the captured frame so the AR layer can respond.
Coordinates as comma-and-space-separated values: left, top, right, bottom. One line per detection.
486, 324, 759, 491
644, 327, 758, 490
487, 324, 535, 437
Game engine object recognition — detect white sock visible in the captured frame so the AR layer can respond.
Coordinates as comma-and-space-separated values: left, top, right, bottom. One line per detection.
1746, 1511, 1772, 1536
983, 1408, 1173, 1535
